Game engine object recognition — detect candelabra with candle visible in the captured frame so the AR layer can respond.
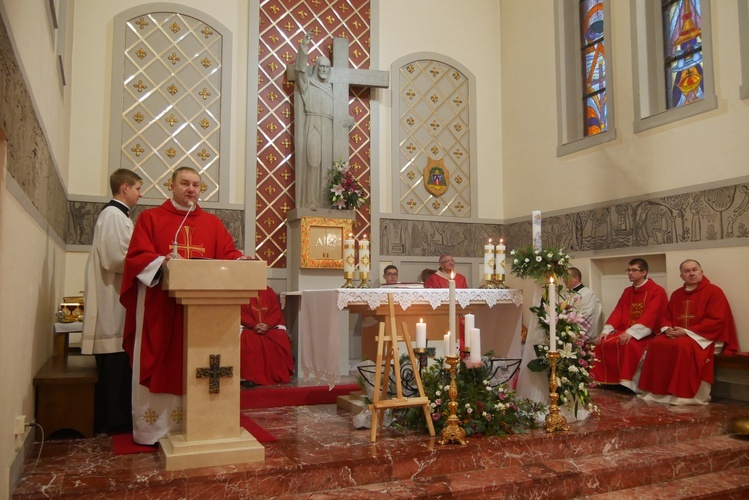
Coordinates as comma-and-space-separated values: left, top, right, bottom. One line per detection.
358, 271, 370, 288
342, 235, 356, 288
438, 355, 467, 445
545, 351, 569, 433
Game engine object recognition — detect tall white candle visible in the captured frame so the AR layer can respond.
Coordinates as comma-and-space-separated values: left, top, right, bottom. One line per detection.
444, 332, 451, 357
358, 235, 370, 274
532, 211, 542, 252
470, 328, 481, 363
496, 239, 506, 278
448, 272, 456, 354
483, 239, 495, 280
549, 278, 557, 352
416, 318, 427, 349
463, 313, 475, 349
343, 234, 356, 273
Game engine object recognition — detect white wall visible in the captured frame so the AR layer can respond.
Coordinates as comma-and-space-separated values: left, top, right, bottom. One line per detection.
499, 0, 749, 217
375, 0, 504, 219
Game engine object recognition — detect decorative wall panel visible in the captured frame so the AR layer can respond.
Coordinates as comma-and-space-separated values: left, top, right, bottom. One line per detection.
255, 0, 373, 268
118, 13, 224, 201
381, 181, 749, 259
398, 60, 471, 217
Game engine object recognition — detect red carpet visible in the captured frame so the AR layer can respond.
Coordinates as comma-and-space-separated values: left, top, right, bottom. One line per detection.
240, 383, 361, 409
112, 416, 276, 454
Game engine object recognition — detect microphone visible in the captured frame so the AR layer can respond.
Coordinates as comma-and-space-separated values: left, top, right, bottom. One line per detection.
172, 201, 195, 258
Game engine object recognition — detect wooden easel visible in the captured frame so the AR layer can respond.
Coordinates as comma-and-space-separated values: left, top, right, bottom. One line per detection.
370, 294, 436, 442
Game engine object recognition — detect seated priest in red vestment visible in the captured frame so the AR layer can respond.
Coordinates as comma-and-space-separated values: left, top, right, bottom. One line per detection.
121, 167, 256, 445
591, 258, 668, 391
423, 254, 468, 289
424, 254, 469, 351
638, 260, 739, 405
240, 286, 294, 386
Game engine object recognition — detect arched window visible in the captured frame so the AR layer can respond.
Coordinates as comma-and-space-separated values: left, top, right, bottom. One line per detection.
631, 0, 716, 132
555, 0, 616, 156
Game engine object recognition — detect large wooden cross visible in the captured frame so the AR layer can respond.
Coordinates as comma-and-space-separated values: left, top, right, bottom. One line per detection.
286, 37, 389, 173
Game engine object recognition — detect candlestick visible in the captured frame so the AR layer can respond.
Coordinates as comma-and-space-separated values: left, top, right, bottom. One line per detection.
416, 319, 427, 349
358, 235, 370, 274
548, 278, 557, 352
545, 351, 570, 433
343, 234, 356, 273
463, 314, 474, 350
496, 239, 506, 279
532, 211, 542, 252
438, 355, 467, 446
469, 328, 481, 363
448, 272, 456, 355
483, 239, 494, 282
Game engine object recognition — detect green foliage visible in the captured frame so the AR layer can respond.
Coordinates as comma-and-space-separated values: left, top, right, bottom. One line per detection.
391, 359, 546, 437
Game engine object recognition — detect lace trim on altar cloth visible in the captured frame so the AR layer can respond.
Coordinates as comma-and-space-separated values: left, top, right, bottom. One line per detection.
335, 288, 523, 311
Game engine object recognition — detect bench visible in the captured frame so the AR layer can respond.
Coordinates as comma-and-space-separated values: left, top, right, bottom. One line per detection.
33, 355, 98, 438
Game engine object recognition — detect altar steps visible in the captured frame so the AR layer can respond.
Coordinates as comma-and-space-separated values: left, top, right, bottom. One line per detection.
12, 389, 749, 499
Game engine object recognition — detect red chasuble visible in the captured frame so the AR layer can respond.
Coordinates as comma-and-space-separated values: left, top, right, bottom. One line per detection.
120, 200, 242, 395
638, 276, 739, 398
424, 271, 468, 289
591, 279, 668, 384
239, 287, 294, 385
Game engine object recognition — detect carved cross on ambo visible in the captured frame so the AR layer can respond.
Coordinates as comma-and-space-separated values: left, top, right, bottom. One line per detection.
196, 354, 233, 394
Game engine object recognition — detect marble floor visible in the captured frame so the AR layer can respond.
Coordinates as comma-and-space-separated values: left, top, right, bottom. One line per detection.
12, 386, 749, 499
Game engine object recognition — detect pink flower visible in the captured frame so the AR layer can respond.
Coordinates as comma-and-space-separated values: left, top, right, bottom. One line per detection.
435, 398, 442, 405
432, 413, 441, 421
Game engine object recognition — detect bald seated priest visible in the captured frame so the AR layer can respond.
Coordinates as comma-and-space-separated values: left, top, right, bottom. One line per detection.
121, 166, 259, 445
424, 254, 468, 288
638, 259, 739, 405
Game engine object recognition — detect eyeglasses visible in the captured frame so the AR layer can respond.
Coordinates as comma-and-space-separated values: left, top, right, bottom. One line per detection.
440, 259, 455, 264
625, 268, 643, 274
385, 272, 398, 276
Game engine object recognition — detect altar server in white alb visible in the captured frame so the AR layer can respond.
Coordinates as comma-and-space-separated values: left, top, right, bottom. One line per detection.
82, 168, 142, 434
564, 267, 603, 341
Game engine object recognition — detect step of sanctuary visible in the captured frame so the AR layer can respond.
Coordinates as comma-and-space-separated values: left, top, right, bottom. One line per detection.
12, 388, 749, 499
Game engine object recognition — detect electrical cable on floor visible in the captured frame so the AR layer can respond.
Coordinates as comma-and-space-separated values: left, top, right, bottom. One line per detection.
26, 421, 44, 471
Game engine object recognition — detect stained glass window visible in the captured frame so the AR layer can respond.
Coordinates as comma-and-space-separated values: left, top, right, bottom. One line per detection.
580, 0, 607, 136
663, 0, 703, 108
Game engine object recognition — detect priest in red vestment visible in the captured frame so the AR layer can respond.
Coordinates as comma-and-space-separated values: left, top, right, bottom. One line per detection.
423, 254, 469, 351
423, 254, 469, 289
240, 286, 294, 386
120, 167, 254, 445
591, 258, 668, 391
638, 260, 739, 405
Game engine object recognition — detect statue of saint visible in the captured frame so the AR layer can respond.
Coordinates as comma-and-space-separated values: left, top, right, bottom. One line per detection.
294, 31, 353, 210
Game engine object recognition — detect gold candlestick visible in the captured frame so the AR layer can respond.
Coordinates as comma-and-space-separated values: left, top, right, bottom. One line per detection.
342, 271, 355, 288
480, 274, 498, 289
545, 351, 570, 433
358, 271, 370, 288
438, 355, 467, 445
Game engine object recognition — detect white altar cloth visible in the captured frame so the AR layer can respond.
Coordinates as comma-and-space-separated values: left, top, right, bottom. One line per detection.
298, 288, 524, 387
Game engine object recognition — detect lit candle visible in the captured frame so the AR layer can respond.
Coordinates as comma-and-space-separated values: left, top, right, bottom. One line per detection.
532, 211, 542, 252
448, 272, 456, 355
463, 313, 474, 349
444, 332, 451, 357
470, 328, 481, 363
343, 233, 356, 273
549, 277, 557, 352
496, 239, 506, 278
483, 239, 495, 281
416, 318, 427, 349
358, 235, 370, 274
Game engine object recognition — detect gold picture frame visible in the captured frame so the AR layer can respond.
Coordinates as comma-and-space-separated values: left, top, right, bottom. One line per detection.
300, 216, 353, 269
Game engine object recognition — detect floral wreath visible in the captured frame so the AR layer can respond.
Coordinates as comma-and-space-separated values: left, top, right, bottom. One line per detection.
328, 160, 366, 210
510, 246, 570, 282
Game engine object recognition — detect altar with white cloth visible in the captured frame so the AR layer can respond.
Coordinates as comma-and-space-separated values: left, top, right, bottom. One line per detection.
294, 288, 524, 386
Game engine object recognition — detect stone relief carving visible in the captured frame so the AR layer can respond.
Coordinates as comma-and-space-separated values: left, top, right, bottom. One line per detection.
381, 182, 749, 259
